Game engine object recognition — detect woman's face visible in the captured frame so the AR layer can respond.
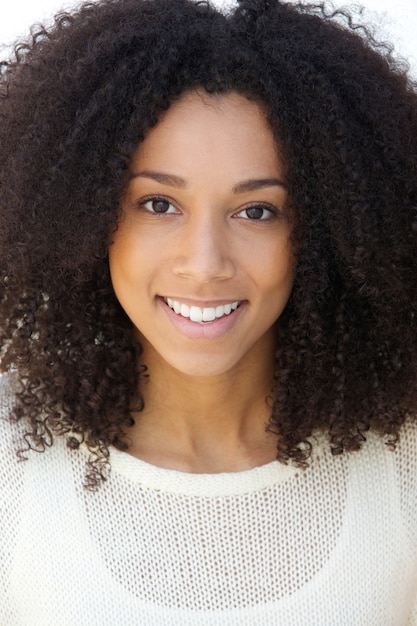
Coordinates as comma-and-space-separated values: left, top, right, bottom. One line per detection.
109, 90, 295, 378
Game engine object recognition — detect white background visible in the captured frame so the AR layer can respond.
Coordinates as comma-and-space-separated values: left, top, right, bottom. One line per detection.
1, 0, 417, 76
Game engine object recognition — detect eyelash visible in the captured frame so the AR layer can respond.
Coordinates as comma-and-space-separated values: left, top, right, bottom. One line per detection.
138, 195, 279, 221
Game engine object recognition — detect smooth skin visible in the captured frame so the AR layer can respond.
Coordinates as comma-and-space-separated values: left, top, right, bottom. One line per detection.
109, 90, 295, 473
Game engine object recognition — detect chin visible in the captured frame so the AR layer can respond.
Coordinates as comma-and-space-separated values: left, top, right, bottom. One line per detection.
168, 356, 239, 379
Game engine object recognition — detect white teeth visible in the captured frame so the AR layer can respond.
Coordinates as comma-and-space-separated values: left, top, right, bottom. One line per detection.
164, 298, 240, 323
215, 305, 224, 318
190, 306, 203, 323
203, 307, 216, 322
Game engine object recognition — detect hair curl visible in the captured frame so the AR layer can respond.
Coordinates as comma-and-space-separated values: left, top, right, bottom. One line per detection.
1, 0, 417, 488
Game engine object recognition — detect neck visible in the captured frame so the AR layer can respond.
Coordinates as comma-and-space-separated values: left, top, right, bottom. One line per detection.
126, 335, 278, 473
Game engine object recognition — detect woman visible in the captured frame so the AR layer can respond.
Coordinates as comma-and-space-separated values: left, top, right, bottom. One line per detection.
1, 0, 417, 623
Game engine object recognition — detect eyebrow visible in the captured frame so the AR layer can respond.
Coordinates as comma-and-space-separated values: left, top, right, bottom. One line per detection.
130, 170, 287, 192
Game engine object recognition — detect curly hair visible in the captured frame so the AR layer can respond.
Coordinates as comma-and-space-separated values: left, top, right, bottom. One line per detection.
1, 0, 417, 488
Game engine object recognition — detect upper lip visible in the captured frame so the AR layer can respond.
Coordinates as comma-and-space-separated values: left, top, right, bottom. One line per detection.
160, 296, 243, 307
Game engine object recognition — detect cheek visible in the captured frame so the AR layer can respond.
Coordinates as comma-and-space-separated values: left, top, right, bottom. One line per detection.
108, 227, 142, 298
108, 225, 167, 316
109, 219, 145, 274
261, 234, 296, 292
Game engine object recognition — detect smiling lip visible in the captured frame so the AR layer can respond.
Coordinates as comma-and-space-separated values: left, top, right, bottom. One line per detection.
163, 297, 240, 323
158, 296, 245, 340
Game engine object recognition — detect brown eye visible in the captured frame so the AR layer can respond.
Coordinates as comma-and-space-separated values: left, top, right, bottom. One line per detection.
151, 199, 170, 213
142, 198, 177, 214
245, 206, 265, 219
236, 205, 276, 220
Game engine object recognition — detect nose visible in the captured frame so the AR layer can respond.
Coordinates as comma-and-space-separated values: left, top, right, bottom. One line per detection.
172, 213, 235, 283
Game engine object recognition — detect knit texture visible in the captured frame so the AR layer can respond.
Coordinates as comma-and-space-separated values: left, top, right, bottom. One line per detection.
1, 374, 417, 625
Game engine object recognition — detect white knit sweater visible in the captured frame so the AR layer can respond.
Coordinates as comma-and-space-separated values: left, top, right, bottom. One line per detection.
1, 375, 417, 625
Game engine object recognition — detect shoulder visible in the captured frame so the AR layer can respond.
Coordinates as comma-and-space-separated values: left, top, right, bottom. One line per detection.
0, 370, 18, 412
392, 420, 417, 525
0, 371, 86, 489
344, 421, 417, 492
345, 422, 417, 557
312, 423, 417, 532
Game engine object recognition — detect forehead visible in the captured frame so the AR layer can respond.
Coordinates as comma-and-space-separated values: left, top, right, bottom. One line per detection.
130, 90, 284, 180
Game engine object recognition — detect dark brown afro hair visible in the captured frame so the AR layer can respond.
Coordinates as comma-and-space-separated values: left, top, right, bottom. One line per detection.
1, 0, 417, 488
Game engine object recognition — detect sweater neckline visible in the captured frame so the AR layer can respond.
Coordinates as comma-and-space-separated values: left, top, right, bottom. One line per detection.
109, 446, 299, 497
